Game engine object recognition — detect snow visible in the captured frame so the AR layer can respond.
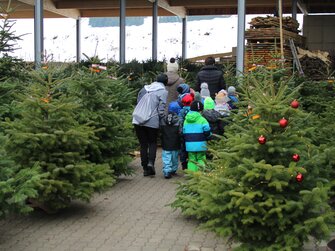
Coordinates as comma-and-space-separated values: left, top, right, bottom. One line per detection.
10, 15, 303, 63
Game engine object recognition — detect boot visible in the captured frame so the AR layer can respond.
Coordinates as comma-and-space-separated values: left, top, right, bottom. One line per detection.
143, 165, 150, 176
147, 161, 155, 176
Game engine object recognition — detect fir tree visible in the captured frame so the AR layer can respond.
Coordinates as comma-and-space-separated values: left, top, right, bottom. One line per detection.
2, 69, 115, 212
172, 68, 334, 250
63, 69, 137, 176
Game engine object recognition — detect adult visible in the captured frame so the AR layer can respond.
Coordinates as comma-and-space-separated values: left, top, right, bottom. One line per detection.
196, 56, 226, 99
132, 73, 168, 176
165, 57, 184, 113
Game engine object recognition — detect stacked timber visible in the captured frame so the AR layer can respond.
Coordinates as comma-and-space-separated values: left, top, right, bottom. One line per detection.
298, 48, 330, 80
245, 16, 305, 70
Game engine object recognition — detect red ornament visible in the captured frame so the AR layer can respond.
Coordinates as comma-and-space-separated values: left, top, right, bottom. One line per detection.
258, 135, 266, 144
296, 173, 304, 182
279, 118, 288, 128
291, 100, 299, 108
292, 154, 300, 162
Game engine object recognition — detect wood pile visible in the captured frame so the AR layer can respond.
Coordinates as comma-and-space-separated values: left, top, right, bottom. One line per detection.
297, 48, 330, 80
245, 16, 305, 70
249, 16, 300, 33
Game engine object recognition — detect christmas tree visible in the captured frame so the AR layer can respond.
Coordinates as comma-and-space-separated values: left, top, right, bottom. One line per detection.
63, 69, 137, 176
172, 68, 334, 250
0, 132, 41, 218
2, 69, 114, 212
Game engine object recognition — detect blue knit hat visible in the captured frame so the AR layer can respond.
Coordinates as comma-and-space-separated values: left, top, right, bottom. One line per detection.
168, 101, 181, 114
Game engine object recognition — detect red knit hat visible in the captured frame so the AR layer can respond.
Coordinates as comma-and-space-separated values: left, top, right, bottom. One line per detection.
181, 93, 194, 106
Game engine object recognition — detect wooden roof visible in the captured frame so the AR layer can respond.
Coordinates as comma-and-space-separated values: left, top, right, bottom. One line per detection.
1, 0, 335, 19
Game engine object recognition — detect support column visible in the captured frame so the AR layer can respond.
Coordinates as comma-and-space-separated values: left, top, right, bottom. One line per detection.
76, 17, 81, 63
236, 0, 245, 78
34, 0, 43, 68
152, 0, 158, 61
182, 17, 187, 60
292, 0, 297, 20
120, 0, 126, 64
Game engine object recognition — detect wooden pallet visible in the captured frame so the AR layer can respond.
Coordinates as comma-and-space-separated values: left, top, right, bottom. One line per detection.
245, 43, 293, 69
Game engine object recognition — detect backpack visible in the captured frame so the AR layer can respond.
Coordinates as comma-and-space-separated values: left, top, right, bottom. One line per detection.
132, 91, 160, 125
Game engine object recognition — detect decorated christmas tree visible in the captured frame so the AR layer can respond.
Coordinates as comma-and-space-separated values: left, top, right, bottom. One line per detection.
63, 69, 137, 176
2, 69, 114, 212
172, 69, 334, 250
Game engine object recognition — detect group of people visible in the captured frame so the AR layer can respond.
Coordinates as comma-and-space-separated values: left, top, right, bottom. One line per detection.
132, 57, 238, 179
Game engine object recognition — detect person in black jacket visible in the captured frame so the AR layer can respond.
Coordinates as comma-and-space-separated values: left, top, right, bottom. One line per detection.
160, 102, 182, 179
196, 56, 226, 99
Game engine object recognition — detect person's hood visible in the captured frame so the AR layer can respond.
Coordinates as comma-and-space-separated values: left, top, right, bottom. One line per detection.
203, 109, 221, 122
144, 81, 165, 92
185, 111, 201, 123
204, 97, 215, 110
166, 72, 181, 86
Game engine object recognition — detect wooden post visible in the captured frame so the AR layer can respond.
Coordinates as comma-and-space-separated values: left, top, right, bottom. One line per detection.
278, 0, 285, 66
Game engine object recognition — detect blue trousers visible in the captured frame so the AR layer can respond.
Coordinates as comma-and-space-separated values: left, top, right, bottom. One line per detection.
162, 150, 179, 175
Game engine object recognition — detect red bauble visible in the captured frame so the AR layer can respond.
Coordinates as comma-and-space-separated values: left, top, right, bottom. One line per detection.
292, 154, 300, 162
279, 118, 288, 128
258, 135, 266, 144
291, 100, 299, 108
296, 173, 304, 182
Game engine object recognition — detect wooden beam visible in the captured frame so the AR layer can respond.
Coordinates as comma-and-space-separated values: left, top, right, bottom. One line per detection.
169, 0, 292, 7
80, 8, 173, 17
297, 0, 308, 15
17, 0, 80, 18
54, 0, 151, 9
147, 0, 186, 17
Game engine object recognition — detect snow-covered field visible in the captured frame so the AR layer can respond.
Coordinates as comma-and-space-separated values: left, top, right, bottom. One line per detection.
11, 15, 303, 62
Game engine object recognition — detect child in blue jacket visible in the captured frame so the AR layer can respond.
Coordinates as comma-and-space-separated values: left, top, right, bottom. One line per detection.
183, 100, 211, 171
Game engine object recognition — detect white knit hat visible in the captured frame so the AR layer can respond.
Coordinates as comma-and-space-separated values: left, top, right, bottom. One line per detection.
200, 82, 210, 98
167, 62, 179, 72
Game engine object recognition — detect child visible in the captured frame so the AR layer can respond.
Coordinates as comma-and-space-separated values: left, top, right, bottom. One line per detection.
227, 86, 239, 110
202, 97, 224, 136
214, 90, 231, 117
183, 100, 211, 171
178, 93, 194, 170
200, 82, 210, 99
160, 102, 181, 179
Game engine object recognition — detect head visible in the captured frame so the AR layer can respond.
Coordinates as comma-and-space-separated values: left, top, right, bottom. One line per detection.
205, 56, 215, 66
177, 83, 190, 95
181, 93, 194, 107
200, 82, 210, 98
200, 82, 208, 89
156, 73, 168, 85
190, 100, 204, 112
167, 62, 179, 73
215, 92, 226, 105
194, 91, 202, 102
204, 97, 215, 110
168, 101, 181, 115
228, 86, 236, 95
170, 57, 176, 63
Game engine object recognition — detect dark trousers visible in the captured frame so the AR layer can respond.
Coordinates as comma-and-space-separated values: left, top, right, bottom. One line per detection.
134, 125, 159, 169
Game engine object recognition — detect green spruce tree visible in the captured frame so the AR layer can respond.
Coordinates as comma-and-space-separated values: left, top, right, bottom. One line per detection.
2, 69, 115, 212
172, 68, 334, 250
63, 69, 137, 176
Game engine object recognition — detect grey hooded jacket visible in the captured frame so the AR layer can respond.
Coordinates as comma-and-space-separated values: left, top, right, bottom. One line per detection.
132, 81, 168, 128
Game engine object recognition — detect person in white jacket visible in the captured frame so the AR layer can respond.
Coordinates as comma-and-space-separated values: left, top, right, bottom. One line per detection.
132, 73, 168, 176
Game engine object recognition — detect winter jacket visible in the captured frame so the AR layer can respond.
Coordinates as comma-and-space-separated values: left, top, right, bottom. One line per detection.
132, 81, 168, 128
160, 112, 181, 151
196, 65, 226, 99
202, 109, 224, 135
183, 111, 211, 152
228, 95, 239, 110
165, 71, 184, 112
